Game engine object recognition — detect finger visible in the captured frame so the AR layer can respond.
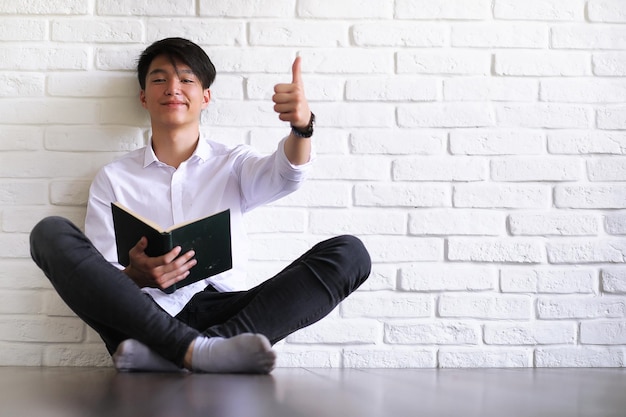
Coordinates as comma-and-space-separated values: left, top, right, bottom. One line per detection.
292, 56, 302, 85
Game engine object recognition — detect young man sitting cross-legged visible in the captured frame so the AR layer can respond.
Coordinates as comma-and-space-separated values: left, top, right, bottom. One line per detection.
30, 37, 371, 373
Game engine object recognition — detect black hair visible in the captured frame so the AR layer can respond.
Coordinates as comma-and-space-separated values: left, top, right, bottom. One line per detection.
137, 37, 216, 90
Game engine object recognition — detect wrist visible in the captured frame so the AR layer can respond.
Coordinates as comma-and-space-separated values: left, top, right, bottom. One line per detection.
290, 112, 315, 138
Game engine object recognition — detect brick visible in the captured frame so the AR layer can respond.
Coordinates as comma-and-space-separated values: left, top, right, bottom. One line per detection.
0, 46, 89, 70
552, 25, 626, 49
304, 49, 393, 74
199, 0, 294, 17
95, 46, 144, 71
454, 184, 551, 209
0, 0, 88, 14
244, 208, 306, 234
50, 180, 91, 206
581, 320, 626, 344
547, 239, 626, 263
97, 0, 194, 16
496, 104, 592, 129
397, 51, 491, 75
501, 267, 596, 294
394, 157, 487, 182
537, 296, 625, 319
353, 22, 445, 47
408, 209, 504, 236
399, 264, 497, 291
508, 213, 598, 236
45, 126, 144, 152
309, 209, 406, 235
448, 238, 544, 263
602, 268, 626, 293
0, 127, 43, 151
450, 129, 545, 156
395, 0, 492, 20
440, 348, 532, 367
555, 185, 626, 209
298, 0, 393, 19
0, 260, 50, 290
360, 236, 442, 263
548, 130, 626, 154
147, 19, 244, 46
250, 21, 347, 47
43, 344, 112, 367
0, 73, 45, 97
0, 316, 84, 342
0, 342, 43, 366
444, 78, 538, 102
250, 127, 347, 154
0, 234, 30, 258
588, 158, 626, 181
606, 213, 626, 235
43, 291, 74, 317
0, 291, 42, 314
484, 322, 577, 345
0, 181, 47, 205
494, 0, 584, 20
0, 19, 46, 40
452, 23, 548, 48
286, 318, 381, 344
398, 103, 495, 128
358, 265, 397, 291
536, 346, 625, 367
385, 321, 480, 344
597, 105, 626, 130
346, 77, 438, 102
541, 79, 626, 103
3, 206, 84, 233
100, 99, 150, 126
250, 236, 315, 261
274, 346, 340, 368
354, 183, 450, 208
273, 181, 350, 208
495, 51, 589, 76
350, 130, 445, 155
51, 19, 143, 43
588, 0, 626, 22
0, 99, 99, 124
491, 157, 583, 181
593, 52, 626, 76
0, 152, 115, 179
47, 73, 137, 98
439, 294, 532, 319
343, 348, 435, 368
341, 292, 432, 318
247, 74, 343, 101
310, 156, 390, 181
291, 103, 395, 128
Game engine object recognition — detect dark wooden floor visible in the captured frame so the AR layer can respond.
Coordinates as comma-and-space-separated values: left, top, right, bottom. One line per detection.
1, 366, 625, 417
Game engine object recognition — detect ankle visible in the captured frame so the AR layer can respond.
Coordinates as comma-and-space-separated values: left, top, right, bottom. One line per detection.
183, 339, 196, 370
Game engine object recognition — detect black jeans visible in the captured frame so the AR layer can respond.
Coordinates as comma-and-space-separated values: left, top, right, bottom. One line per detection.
30, 217, 371, 367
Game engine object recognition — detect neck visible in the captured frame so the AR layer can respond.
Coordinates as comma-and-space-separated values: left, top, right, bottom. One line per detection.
151, 125, 200, 169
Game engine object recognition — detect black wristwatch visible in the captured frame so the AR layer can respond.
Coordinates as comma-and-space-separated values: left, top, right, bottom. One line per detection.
291, 112, 315, 138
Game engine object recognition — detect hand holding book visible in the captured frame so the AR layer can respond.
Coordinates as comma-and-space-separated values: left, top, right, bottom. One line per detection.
111, 202, 233, 294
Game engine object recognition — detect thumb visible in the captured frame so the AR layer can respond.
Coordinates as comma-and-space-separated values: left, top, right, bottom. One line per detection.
292, 56, 303, 85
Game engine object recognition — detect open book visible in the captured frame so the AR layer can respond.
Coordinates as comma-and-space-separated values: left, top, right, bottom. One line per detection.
111, 202, 232, 294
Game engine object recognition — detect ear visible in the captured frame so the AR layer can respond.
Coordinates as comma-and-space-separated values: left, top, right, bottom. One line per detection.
139, 90, 147, 109
202, 88, 211, 109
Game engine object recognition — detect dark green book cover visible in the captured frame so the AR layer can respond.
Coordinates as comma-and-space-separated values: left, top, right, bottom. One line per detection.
111, 202, 232, 294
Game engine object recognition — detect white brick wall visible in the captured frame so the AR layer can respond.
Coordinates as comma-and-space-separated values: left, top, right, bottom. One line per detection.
1, 0, 625, 369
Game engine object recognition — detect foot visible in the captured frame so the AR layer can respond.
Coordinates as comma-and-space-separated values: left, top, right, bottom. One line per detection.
190, 333, 276, 374
112, 339, 183, 373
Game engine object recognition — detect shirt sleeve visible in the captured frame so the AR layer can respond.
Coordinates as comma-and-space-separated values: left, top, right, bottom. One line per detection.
236, 137, 315, 213
84, 166, 122, 268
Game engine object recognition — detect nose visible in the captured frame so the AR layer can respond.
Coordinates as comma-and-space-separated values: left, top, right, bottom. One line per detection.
164, 78, 181, 96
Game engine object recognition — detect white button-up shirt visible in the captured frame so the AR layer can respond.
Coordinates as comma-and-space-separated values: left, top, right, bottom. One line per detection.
85, 135, 313, 316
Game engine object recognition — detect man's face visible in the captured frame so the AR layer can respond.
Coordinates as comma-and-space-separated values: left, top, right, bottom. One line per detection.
140, 54, 210, 129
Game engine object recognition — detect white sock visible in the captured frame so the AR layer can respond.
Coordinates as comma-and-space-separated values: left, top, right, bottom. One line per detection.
112, 339, 183, 373
191, 334, 276, 374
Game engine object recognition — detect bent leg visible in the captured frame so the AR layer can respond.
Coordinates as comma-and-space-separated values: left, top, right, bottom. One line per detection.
29, 216, 199, 366
178, 235, 372, 343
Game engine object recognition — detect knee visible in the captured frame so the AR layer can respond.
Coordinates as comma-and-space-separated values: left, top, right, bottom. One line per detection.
30, 216, 76, 259
333, 234, 372, 282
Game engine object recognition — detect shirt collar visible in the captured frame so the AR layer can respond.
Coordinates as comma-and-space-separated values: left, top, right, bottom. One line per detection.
143, 135, 212, 168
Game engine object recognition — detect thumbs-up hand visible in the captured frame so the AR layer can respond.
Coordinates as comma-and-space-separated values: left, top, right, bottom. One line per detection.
272, 56, 311, 129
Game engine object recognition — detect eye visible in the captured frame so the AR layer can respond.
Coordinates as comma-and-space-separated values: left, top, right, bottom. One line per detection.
152, 78, 166, 84
181, 79, 195, 84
